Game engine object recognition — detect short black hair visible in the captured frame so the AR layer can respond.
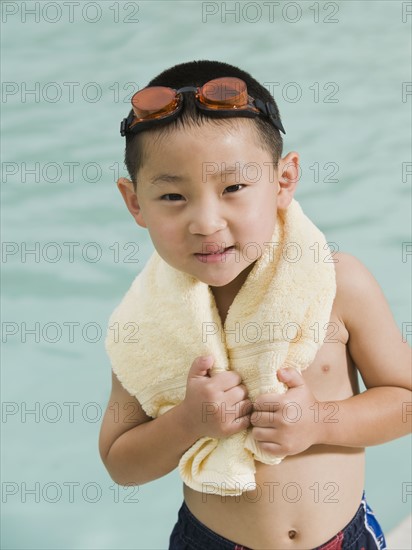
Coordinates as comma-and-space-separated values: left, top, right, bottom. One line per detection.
124, 60, 284, 188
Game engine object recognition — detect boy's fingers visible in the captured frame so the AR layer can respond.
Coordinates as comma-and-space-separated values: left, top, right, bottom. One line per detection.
277, 367, 304, 389
189, 355, 214, 378
239, 399, 254, 417
232, 409, 251, 429
225, 385, 249, 406
212, 370, 243, 390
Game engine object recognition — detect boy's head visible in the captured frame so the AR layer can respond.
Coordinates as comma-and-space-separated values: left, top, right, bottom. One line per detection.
118, 60, 299, 292
123, 60, 285, 188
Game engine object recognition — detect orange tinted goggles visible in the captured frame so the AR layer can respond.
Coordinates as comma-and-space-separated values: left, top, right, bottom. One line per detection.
120, 77, 285, 136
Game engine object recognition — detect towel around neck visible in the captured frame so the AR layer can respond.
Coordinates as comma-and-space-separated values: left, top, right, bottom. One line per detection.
105, 198, 336, 495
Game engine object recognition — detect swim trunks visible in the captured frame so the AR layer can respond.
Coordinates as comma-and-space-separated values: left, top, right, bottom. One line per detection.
168, 491, 386, 549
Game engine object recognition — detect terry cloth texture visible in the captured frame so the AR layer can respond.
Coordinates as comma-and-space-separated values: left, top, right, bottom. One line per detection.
105, 198, 337, 496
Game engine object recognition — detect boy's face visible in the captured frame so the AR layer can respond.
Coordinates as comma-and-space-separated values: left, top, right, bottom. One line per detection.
118, 119, 299, 292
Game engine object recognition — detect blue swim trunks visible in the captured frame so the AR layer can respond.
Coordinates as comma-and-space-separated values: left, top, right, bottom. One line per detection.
169, 491, 386, 550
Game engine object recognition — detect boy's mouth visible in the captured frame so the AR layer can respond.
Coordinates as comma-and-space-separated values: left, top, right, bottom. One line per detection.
194, 245, 235, 263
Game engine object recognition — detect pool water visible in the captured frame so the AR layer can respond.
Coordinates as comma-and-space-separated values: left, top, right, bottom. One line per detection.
1, 1, 411, 548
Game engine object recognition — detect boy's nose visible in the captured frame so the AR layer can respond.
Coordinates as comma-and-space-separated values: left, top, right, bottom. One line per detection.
188, 204, 227, 236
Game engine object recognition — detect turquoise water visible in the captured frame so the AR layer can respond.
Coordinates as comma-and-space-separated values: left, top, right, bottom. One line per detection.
1, 1, 411, 548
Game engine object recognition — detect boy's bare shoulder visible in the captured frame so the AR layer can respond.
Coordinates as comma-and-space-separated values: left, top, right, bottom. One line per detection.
333, 250, 378, 290
332, 250, 387, 313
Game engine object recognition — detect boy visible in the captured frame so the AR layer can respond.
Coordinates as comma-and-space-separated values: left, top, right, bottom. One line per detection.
99, 60, 411, 550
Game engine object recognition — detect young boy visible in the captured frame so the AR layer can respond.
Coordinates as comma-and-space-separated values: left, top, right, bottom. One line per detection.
99, 60, 411, 550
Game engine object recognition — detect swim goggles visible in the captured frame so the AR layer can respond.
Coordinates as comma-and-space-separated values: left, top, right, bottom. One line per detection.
120, 76, 286, 136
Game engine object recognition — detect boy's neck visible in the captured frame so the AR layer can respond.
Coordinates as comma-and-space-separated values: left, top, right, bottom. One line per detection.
209, 262, 256, 325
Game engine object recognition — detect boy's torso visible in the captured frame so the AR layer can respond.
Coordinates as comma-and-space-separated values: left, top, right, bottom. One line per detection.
183, 286, 365, 549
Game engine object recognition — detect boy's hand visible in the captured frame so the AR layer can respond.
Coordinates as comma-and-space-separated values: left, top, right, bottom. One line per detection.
181, 355, 253, 440
250, 367, 322, 457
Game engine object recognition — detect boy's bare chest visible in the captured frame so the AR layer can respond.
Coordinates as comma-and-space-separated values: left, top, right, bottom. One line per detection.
302, 308, 359, 402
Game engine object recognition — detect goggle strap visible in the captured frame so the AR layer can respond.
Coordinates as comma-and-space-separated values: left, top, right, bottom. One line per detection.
195, 103, 258, 119
254, 98, 286, 134
120, 111, 137, 136
120, 118, 128, 137
176, 86, 198, 94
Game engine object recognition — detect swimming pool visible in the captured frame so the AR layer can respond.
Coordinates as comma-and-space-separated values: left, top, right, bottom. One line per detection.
2, 1, 411, 548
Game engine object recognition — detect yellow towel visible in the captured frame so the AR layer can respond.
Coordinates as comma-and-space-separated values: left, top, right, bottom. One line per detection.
105, 198, 336, 496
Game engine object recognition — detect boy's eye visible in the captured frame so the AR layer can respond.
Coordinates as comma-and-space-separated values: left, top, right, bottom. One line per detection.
224, 184, 245, 193
160, 193, 184, 201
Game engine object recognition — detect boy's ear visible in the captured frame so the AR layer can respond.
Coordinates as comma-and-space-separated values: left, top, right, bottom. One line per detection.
277, 151, 300, 209
117, 177, 147, 228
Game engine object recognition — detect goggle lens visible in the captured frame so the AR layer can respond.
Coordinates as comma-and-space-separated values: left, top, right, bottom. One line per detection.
199, 77, 248, 108
131, 86, 179, 120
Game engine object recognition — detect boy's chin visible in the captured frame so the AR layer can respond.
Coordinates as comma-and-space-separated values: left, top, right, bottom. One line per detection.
193, 272, 241, 288
205, 263, 257, 289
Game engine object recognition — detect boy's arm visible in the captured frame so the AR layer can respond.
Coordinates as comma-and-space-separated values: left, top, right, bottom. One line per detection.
99, 357, 252, 486
98, 372, 199, 486
318, 252, 411, 446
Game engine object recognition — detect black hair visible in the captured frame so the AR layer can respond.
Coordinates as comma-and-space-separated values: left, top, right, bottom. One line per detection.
124, 60, 284, 188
